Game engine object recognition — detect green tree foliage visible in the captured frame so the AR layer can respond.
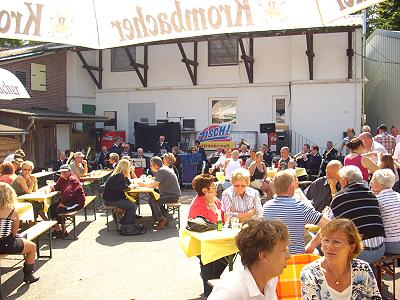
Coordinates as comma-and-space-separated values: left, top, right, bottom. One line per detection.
0, 38, 25, 49
367, 1, 400, 37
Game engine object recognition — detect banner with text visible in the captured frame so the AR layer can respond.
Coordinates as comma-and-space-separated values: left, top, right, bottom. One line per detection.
0, 0, 366, 49
198, 124, 234, 150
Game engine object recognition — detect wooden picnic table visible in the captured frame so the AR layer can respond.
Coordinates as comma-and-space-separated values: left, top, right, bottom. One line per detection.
17, 187, 60, 212
79, 170, 112, 182
32, 171, 56, 179
180, 228, 240, 270
15, 202, 35, 221
266, 167, 308, 178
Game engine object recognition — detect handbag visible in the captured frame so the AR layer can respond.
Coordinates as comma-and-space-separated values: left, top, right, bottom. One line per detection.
117, 223, 146, 236
186, 216, 217, 232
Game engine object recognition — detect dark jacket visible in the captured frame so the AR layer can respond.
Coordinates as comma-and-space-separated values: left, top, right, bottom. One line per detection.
154, 141, 170, 156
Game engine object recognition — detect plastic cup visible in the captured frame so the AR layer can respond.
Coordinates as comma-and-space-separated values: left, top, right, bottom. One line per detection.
231, 217, 240, 230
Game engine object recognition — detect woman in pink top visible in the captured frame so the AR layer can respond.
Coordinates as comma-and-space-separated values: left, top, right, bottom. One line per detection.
0, 162, 17, 185
344, 137, 379, 181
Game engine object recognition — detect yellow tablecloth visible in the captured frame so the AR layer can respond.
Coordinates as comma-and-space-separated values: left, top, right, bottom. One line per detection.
126, 187, 160, 201
267, 167, 308, 178
15, 202, 35, 221
305, 224, 320, 233
180, 228, 240, 265
17, 190, 59, 213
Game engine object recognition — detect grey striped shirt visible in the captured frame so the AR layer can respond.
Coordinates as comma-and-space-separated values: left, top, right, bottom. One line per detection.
377, 189, 400, 243
221, 186, 262, 219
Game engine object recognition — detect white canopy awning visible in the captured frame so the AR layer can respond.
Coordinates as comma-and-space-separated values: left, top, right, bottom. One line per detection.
0, 0, 384, 50
0, 68, 30, 100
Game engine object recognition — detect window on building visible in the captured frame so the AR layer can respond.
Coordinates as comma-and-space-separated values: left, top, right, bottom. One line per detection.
104, 111, 117, 130
111, 46, 136, 72
208, 38, 238, 66
31, 63, 46, 91
15, 71, 27, 88
82, 104, 96, 133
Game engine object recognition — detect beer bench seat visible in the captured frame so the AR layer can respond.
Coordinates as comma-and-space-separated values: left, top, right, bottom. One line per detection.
103, 205, 124, 231
59, 196, 97, 240
374, 254, 400, 297
165, 202, 181, 229
0, 221, 57, 290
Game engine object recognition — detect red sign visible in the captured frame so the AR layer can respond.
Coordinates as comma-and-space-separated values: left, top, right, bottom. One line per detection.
101, 130, 126, 149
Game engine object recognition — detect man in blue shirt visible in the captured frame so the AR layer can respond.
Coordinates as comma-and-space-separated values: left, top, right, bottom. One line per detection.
262, 170, 330, 254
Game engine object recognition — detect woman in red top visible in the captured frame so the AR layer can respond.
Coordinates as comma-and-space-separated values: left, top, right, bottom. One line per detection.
188, 174, 224, 223
188, 173, 226, 297
344, 137, 379, 181
0, 162, 17, 185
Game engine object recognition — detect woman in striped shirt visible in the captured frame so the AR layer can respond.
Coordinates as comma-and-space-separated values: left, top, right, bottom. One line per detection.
370, 169, 400, 254
0, 182, 39, 283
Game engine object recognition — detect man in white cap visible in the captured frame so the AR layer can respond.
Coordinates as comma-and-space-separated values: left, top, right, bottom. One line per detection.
49, 164, 85, 237
70, 151, 88, 178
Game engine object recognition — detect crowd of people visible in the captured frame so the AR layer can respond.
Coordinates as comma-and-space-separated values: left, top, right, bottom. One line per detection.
186, 123, 400, 299
1, 123, 400, 297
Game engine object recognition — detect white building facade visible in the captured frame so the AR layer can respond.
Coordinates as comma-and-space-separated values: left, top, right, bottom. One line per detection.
66, 18, 363, 152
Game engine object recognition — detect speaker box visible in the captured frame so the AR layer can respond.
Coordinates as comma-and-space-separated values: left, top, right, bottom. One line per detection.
260, 123, 276, 134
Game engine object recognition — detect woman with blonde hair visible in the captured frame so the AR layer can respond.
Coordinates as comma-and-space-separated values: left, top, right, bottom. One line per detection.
103, 159, 138, 227
301, 219, 381, 299
0, 182, 39, 283
11, 161, 47, 221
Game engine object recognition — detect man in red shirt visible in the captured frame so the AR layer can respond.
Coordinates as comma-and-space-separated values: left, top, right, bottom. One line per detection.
49, 164, 85, 238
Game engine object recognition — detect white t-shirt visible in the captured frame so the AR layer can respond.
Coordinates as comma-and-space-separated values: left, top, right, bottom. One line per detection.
225, 159, 242, 180
208, 268, 278, 300
393, 142, 400, 161
3, 154, 14, 163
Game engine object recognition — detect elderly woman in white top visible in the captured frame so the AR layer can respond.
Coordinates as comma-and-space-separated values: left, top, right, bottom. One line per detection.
370, 169, 400, 254
301, 219, 381, 299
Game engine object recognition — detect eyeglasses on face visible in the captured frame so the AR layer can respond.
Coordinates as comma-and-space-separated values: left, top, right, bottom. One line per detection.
233, 184, 247, 188
321, 237, 347, 248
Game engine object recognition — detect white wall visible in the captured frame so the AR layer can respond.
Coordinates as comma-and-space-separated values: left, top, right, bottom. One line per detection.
66, 29, 363, 150
99, 30, 361, 89
291, 82, 362, 148
95, 81, 360, 148
56, 124, 70, 151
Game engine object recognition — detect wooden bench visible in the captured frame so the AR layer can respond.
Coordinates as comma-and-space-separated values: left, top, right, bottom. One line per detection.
103, 205, 125, 231
59, 196, 97, 240
374, 254, 400, 298
165, 202, 181, 229
0, 220, 57, 296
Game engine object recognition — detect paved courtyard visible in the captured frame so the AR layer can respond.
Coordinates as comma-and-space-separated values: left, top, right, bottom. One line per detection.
1, 190, 399, 300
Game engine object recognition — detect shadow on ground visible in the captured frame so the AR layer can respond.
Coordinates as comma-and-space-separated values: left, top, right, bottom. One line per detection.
95, 215, 180, 247
2, 257, 48, 300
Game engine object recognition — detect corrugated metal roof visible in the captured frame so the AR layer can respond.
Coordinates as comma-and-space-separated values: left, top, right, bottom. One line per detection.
367, 29, 400, 43
0, 124, 28, 135
0, 108, 109, 122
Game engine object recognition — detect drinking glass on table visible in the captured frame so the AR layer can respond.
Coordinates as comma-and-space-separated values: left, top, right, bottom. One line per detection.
231, 217, 240, 230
